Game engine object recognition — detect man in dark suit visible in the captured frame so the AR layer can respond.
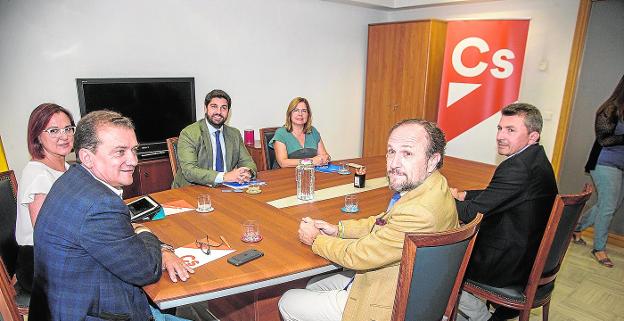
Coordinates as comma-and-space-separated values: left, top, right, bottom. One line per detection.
452, 103, 558, 321
172, 89, 257, 188
30, 111, 194, 321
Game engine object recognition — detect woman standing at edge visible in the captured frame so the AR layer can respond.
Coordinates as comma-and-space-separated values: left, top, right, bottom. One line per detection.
269, 97, 331, 168
574, 74, 624, 268
16, 103, 75, 291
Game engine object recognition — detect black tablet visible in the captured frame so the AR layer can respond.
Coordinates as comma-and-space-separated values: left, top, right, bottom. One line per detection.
127, 195, 162, 222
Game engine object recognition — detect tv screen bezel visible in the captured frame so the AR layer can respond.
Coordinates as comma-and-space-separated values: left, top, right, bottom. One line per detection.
75, 77, 196, 155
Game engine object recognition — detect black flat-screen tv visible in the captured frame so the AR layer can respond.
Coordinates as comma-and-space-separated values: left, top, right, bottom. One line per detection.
76, 77, 196, 158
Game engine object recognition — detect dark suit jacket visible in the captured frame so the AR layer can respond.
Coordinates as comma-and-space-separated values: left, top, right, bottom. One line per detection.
456, 144, 558, 287
30, 164, 162, 321
172, 119, 257, 187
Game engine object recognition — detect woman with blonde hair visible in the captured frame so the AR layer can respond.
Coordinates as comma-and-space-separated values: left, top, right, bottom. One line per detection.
269, 97, 330, 168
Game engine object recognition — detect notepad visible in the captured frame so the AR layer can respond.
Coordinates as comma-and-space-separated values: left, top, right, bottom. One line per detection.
315, 164, 344, 173
174, 236, 235, 269
161, 200, 195, 216
222, 180, 266, 189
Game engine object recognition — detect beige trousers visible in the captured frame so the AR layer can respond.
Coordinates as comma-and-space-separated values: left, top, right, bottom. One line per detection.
278, 270, 355, 321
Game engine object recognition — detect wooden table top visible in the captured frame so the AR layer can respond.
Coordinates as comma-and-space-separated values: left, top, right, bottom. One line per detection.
142, 156, 495, 308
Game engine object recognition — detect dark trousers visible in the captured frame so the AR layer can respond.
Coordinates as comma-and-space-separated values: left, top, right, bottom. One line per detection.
490, 306, 520, 320
16, 245, 33, 293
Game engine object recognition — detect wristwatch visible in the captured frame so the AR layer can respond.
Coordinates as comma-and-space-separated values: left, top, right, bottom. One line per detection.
160, 243, 175, 253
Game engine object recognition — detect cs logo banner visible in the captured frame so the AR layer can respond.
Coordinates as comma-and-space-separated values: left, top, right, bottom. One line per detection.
437, 20, 529, 141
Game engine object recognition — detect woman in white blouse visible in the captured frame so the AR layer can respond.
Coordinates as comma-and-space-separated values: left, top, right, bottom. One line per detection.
16, 103, 75, 292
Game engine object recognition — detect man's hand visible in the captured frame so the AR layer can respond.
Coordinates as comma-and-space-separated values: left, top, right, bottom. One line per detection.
132, 223, 151, 234
298, 217, 321, 246
162, 251, 194, 283
313, 219, 338, 237
450, 188, 466, 201
223, 167, 252, 183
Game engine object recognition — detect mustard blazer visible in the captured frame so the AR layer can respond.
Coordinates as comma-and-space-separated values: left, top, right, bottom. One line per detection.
312, 171, 459, 321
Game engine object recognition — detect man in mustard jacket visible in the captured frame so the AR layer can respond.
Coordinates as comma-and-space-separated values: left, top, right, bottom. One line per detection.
279, 119, 459, 321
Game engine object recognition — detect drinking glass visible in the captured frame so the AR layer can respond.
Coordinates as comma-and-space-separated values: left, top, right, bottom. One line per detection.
242, 220, 262, 242
344, 194, 359, 213
197, 194, 212, 212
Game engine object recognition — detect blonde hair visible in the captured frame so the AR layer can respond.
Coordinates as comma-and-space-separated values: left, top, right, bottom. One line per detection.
284, 97, 312, 134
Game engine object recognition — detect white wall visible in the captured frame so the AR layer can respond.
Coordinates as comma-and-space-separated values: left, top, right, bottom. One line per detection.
0, 0, 384, 174
0, 0, 583, 173
387, 0, 580, 165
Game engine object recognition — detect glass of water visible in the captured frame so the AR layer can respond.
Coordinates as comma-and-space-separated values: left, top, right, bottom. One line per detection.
344, 194, 359, 213
197, 194, 212, 212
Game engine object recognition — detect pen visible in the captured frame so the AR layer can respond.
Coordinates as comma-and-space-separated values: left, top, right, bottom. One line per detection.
221, 189, 243, 193
220, 235, 232, 249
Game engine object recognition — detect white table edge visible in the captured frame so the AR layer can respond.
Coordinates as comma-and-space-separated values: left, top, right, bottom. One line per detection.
156, 263, 342, 309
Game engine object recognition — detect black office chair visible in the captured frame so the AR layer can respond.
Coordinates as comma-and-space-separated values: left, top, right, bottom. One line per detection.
0, 170, 28, 320
259, 127, 280, 170
0, 170, 19, 277
460, 184, 592, 321
391, 213, 483, 321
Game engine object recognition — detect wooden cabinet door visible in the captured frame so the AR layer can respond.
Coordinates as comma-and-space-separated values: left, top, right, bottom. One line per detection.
399, 20, 446, 122
138, 158, 174, 195
362, 23, 405, 157
123, 158, 173, 198
362, 20, 446, 157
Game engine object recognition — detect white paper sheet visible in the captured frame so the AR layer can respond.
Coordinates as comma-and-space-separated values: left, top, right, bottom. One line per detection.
174, 247, 235, 269
163, 206, 195, 216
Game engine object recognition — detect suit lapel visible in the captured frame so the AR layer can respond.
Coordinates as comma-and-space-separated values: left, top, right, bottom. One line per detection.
223, 126, 235, 170
199, 120, 214, 169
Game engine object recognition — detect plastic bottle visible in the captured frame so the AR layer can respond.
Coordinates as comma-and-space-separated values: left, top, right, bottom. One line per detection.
296, 158, 315, 201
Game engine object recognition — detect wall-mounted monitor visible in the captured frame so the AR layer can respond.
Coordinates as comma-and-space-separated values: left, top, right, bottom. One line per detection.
76, 77, 196, 158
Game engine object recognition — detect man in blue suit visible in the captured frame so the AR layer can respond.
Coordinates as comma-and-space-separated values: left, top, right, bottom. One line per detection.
30, 110, 194, 321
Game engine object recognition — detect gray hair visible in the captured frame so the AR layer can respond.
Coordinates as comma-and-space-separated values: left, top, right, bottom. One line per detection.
389, 119, 446, 169
501, 103, 543, 134
74, 110, 135, 158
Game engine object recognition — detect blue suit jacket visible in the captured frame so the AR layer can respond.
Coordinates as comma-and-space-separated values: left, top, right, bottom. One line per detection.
30, 164, 162, 321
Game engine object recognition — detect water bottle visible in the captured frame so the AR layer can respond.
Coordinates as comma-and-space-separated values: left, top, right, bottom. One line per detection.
296, 159, 315, 201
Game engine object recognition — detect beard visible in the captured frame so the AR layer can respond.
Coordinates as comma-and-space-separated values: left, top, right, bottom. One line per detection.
387, 169, 426, 193
207, 113, 226, 128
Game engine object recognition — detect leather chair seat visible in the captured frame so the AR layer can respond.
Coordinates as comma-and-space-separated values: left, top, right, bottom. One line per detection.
465, 279, 554, 306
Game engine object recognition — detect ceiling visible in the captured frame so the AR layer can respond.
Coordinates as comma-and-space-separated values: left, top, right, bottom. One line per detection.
323, 0, 498, 10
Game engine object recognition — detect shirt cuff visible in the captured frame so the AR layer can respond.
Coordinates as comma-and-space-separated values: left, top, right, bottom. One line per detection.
214, 172, 225, 184
338, 221, 345, 238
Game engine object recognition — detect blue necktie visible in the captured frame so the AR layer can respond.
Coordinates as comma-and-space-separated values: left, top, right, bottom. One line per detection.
215, 130, 224, 172
386, 192, 401, 212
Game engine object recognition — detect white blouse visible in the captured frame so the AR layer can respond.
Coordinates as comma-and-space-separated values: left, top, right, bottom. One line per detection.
16, 161, 68, 245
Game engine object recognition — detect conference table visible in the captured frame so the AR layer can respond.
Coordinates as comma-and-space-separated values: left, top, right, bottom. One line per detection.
141, 156, 495, 320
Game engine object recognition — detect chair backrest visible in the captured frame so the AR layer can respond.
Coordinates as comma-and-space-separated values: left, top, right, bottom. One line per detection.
0, 171, 18, 277
0, 255, 22, 321
259, 127, 280, 170
391, 213, 483, 321
524, 184, 592, 300
166, 137, 179, 177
